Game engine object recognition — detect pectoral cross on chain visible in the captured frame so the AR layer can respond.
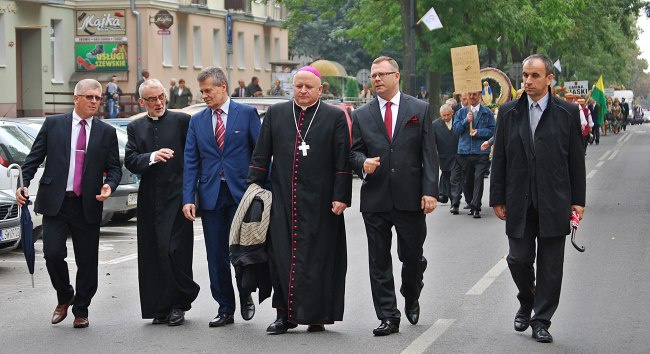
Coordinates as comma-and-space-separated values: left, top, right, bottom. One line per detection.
298, 141, 310, 156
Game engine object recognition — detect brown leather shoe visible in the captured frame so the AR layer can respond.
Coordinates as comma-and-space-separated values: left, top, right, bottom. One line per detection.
51, 296, 74, 324
73, 316, 89, 328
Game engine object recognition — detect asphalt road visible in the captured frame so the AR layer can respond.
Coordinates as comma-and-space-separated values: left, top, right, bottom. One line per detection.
1, 124, 649, 353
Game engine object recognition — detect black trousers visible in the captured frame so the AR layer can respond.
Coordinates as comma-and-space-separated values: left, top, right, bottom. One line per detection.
441, 159, 463, 207
506, 205, 566, 329
363, 209, 427, 321
457, 154, 490, 211
42, 196, 100, 318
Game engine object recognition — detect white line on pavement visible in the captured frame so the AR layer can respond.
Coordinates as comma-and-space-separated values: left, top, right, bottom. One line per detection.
400, 319, 456, 354
586, 170, 598, 179
465, 257, 508, 296
617, 134, 627, 143
624, 133, 633, 143
608, 150, 619, 160
100, 253, 138, 265
596, 161, 605, 168
600, 150, 612, 161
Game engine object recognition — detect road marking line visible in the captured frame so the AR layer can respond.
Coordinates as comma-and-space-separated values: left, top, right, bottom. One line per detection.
596, 161, 605, 168
101, 226, 137, 233
400, 319, 456, 354
608, 150, 619, 160
587, 170, 598, 179
465, 257, 507, 295
599, 150, 612, 161
100, 253, 137, 265
624, 133, 633, 143
617, 134, 626, 143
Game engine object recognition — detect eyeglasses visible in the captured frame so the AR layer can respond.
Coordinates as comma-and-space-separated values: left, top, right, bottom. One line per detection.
81, 95, 102, 102
369, 72, 396, 80
143, 93, 166, 103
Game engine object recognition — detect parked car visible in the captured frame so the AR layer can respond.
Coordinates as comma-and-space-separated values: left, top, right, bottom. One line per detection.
0, 189, 21, 255
9, 118, 139, 225
0, 120, 44, 238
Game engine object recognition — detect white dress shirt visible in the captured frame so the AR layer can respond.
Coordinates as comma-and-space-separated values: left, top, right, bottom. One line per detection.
376, 91, 401, 137
67, 112, 92, 192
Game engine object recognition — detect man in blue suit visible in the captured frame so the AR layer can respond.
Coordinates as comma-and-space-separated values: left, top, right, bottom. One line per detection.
182, 66, 261, 327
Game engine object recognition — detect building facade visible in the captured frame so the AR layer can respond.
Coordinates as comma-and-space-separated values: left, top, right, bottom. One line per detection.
0, 0, 288, 117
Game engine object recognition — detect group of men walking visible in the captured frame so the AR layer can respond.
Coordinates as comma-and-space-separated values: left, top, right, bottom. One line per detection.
15, 53, 584, 344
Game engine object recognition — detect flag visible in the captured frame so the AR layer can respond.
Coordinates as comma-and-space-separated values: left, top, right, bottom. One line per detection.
553, 59, 562, 72
592, 74, 607, 125
419, 7, 443, 31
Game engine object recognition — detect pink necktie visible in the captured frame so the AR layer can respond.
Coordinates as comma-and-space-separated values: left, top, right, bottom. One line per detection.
384, 101, 393, 140
73, 120, 87, 196
215, 109, 225, 151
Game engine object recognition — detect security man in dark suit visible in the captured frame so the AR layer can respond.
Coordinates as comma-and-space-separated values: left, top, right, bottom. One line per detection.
17, 79, 122, 329
350, 56, 439, 336
490, 54, 586, 344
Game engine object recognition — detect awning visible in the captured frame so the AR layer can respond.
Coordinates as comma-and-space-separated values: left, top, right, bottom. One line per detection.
310, 60, 348, 77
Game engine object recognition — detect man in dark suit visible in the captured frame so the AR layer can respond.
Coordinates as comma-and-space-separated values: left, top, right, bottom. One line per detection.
490, 54, 586, 344
620, 97, 629, 131
350, 56, 439, 336
432, 104, 461, 213
16, 79, 122, 328
587, 98, 600, 145
183, 66, 260, 328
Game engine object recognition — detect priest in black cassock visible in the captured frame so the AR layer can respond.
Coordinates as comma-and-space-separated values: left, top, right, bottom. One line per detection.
125, 79, 200, 326
247, 66, 352, 334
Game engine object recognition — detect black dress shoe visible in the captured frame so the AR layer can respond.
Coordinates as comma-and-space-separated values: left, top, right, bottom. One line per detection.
240, 295, 255, 321
168, 309, 185, 326
438, 196, 448, 204
307, 324, 325, 332
468, 209, 474, 215
373, 319, 399, 336
513, 307, 531, 332
473, 210, 481, 218
405, 300, 420, 325
532, 327, 553, 343
266, 318, 298, 334
463, 204, 471, 209
152, 315, 169, 325
450, 205, 459, 215
209, 313, 234, 327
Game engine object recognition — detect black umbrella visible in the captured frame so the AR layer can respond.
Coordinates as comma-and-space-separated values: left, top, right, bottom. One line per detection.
7, 164, 35, 287
570, 211, 585, 252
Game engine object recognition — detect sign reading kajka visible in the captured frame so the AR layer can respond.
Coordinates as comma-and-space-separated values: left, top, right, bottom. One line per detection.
76, 10, 126, 36
451, 45, 482, 94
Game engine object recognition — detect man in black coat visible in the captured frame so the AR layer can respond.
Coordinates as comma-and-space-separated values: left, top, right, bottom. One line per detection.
17, 79, 122, 328
432, 103, 461, 213
490, 54, 586, 344
350, 56, 439, 336
620, 97, 629, 131
125, 79, 200, 326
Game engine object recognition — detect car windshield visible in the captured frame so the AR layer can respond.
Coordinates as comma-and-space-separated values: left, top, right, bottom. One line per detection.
0, 125, 34, 166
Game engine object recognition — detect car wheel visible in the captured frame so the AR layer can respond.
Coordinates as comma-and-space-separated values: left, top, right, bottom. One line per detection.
111, 209, 137, 222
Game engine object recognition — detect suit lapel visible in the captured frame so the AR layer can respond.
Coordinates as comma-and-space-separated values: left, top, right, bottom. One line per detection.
516, 97, 535, 159
392, 95, 410, 141
369, 99, 390, 142
224, 101, 240, 150
63, 114, 73, 174
84, 117, 101, 174
201, 108, 220, 153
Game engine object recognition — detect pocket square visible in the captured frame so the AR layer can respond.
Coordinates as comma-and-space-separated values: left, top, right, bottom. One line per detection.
406, 116, 420, 125
234, 130, 241, 134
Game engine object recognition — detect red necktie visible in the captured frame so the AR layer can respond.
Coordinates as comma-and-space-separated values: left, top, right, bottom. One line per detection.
384, 101, 393, 140
73, 119, 87, 196
215, 109, 225, 151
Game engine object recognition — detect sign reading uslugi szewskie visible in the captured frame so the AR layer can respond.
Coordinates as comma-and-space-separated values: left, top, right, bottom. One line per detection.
564, 81, 589, 96
75, 42, 128, 72
76, 10, 126, 36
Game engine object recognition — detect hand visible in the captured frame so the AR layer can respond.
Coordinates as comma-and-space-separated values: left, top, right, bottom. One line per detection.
421, 195, 437, 214
96, 184, 112, 201
470, 129, 478, 137
15, 187, 29, 207
493, 204, 506, 220
363, 157, 381, 174
480, 140, 490, 151
155, 148, 175, 163
571, 205, 585, 220
331, 201, 347, 215
466, 111, 473, 123
183, 204, 196, 221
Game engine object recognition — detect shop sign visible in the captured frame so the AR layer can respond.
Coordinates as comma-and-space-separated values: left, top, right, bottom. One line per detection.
153, 10, 174, 30
76, 10, 126, 36
75, 42, 128, 72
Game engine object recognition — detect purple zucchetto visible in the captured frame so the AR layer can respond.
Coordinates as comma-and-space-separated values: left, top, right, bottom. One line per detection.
296, 66, 322, 79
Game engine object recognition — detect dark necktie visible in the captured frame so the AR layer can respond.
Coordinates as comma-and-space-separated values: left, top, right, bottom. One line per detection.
215, 109, 225, 151
384, 101, 393, 140
73, 120, 87, 196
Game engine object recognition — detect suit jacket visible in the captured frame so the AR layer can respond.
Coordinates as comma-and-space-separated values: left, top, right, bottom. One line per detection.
489, 90, 586, 238
232, 87, 248, 98
350, 94, 439, 213
169, 86, 178, 109
173, 87, 193, 108
21, 113, 122, 224
183, 99, 261, 210
431, 118, 458, 171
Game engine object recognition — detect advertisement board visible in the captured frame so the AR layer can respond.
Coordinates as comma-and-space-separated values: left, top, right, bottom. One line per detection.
76, 9, 127, 36
75, 42, 128, 72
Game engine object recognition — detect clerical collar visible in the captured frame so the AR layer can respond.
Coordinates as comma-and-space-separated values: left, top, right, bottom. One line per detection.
147, 110, 167, 121
294, 99, 319, 111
